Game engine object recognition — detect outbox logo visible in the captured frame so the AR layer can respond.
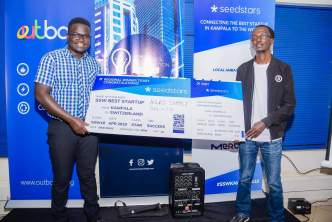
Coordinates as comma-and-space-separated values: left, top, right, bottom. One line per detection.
17, 19, 67, 40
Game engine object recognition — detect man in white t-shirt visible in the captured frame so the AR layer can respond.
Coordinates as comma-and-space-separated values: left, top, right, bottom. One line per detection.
229, 25, 296, 222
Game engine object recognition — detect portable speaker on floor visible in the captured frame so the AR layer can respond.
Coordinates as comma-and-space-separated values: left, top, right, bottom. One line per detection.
169, 162, 205, 217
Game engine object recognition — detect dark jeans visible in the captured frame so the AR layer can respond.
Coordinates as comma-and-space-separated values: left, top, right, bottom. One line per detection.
236, 139, 284, 222
48, 119, 99, 221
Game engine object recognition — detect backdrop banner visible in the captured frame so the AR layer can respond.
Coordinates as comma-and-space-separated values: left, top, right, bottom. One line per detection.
192, 0, 275, 194
94, 0, 185, 197
5, 0, 95, 200
5, 0, 275, 201
5, 0, 185, 200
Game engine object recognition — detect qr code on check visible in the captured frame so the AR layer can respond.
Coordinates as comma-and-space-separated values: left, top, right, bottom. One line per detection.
173, 114, 184, 134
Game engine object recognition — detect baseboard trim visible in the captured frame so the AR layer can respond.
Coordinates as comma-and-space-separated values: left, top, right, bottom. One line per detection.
5, 192, 265, 209
0, 181, 9, 201
4, 176, 332, 208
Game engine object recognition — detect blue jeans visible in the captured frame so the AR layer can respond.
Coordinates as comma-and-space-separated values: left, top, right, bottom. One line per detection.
236, 139, 284, 222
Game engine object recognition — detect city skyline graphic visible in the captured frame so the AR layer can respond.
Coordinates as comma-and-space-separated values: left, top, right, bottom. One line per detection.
94, 0, 184, 77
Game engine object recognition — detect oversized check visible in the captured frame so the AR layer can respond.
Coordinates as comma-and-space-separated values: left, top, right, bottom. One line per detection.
85, 76, 245, 141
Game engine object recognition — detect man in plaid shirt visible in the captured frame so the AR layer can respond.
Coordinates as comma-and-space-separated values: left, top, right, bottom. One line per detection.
35, 17, 101, 222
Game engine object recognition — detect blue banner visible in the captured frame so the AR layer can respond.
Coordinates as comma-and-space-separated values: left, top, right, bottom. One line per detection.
191, 79, 243, 100
99, 143, 183, 197
6, 0, 185, 200
5, 0, 94, 199
205, 163, 262, 194
93, 76, 191, 98
192, 0, 275, 194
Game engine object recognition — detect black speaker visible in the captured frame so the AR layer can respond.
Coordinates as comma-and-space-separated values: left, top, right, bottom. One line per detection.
169, 162, 205, 217
288, 198, 311, 214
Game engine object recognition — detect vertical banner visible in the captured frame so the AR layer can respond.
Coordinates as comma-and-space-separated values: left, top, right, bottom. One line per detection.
0, 0, 6, 156
93, 0, 185, 197
193, 0, 275, 195
6, 0, 186, 201
5, 0, 93, 200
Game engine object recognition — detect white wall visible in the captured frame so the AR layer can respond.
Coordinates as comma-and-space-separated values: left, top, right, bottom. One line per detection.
0, 158, 9, 201
281, 150, 332, 204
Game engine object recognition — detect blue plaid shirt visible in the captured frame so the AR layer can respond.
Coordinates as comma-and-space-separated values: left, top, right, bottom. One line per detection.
35, 47, 101, 120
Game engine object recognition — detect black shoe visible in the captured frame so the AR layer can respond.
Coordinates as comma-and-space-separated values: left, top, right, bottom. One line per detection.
229, 214, 250, 222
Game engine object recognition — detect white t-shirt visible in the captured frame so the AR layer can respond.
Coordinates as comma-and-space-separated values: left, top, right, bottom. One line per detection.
251, 62, 271, 142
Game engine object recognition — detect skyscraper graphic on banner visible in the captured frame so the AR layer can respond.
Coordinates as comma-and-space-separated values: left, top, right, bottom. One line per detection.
94, 0, 184, 77
94, 0, 139, 71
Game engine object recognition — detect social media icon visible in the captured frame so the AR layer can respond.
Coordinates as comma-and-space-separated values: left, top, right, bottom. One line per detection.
17, 63, 29, 76
137, 159, 145, 167
17, 101, 30, 115
147, 159, 154, 166
17, 83, 30, 96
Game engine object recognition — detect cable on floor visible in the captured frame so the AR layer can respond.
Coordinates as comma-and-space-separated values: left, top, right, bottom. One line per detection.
282, 154, 321, 175
300, 214, 310, 222
311, 197, 332, 205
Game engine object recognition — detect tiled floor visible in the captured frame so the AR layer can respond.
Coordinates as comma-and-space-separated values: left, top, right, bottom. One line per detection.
0, 200, 10, 221
291, 199, 332, 222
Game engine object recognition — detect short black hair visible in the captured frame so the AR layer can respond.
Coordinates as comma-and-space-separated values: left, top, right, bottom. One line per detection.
68, 17, 91, 31
254, 25, 274, 39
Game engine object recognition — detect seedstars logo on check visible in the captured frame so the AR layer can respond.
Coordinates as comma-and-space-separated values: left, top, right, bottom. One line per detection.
17, 19, 67, 40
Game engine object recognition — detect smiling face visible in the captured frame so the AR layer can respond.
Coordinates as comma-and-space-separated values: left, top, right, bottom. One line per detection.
67, 23, 91, 58
251, 26, 274, 54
